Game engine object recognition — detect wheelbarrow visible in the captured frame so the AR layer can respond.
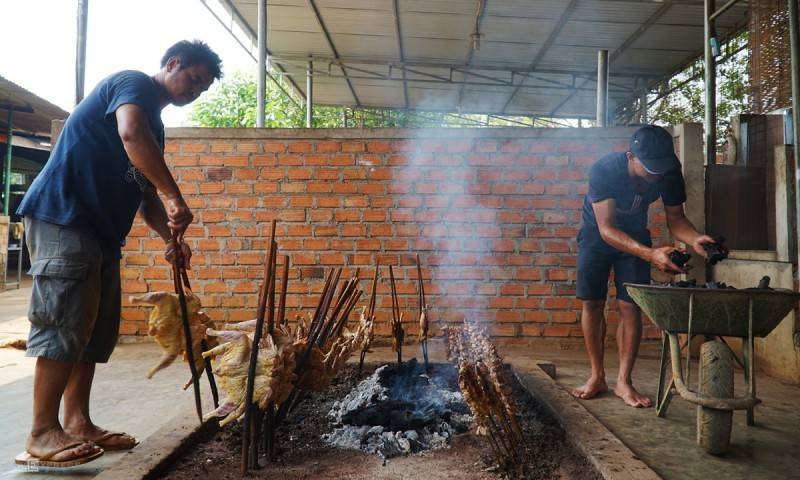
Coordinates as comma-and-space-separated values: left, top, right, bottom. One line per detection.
625, 283, 800, 455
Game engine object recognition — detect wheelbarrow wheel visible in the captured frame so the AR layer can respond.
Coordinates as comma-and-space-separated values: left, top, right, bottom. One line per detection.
696, 340, 734, 455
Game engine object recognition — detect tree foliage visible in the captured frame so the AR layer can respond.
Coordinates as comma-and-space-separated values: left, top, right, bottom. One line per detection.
649, 32, 749, 147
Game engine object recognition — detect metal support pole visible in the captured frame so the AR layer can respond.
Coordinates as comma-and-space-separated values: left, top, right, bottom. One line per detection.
640, 90, 649, 124
596, 50, 609, 127
3, 107, 13, 216
306, 61, 313, 128
256, 0, 267, 128
789, 0, 800, 279
75, 0, 88, 105
704, 0, 717, 165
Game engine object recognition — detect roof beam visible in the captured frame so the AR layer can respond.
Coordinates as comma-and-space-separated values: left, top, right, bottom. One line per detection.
456, 0, 490, 110
500, 0, 580, 113
549, 1, 674, 117
270, 54, 661, 79
306, 0, 361, 106
392, 0, 409, 109
212, 0, 305, 103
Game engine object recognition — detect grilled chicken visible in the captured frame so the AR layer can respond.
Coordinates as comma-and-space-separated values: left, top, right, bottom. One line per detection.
130, 291, 217, 379
201, 326, 297, 427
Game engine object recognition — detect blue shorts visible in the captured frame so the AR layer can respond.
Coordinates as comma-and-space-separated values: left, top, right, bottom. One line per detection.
577, 246, 650, 304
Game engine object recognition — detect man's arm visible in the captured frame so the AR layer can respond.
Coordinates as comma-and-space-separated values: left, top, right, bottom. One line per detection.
664, 204, 715, 257
139, 187, 193, 268
116, 103, 192, 234
593, 199, 683, 272
139, 187, 170, 242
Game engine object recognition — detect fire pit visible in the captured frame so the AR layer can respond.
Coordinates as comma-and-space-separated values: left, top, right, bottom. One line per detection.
323, 359, 471, 458
158, 361, 602, 480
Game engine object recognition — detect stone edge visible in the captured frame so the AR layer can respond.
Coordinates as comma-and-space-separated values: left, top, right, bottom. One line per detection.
513, 364, 662, 480
94, 363, 663, 480
93, 412, 218, 480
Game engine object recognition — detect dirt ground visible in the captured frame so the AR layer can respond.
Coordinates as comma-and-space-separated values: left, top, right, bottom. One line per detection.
161, 363, 600, 480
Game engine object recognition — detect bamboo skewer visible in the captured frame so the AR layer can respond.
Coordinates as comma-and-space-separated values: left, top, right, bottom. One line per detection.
278, 255, 290, 328
416, 254, 429, 371
241, 220, 277, 474
388, 265, 403, 364
170, 238, 203, 424
177, 269, 219, 409
358, 263, 379, 375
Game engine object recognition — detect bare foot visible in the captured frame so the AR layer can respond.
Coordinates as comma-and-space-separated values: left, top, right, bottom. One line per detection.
65, 423, 138, 451
571, 377, 608, 400
26, 427, 101, 462
613, 382, 653, 408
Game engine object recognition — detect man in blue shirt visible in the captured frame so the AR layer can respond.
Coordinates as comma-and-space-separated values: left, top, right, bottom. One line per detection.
572, 125, 714, 408
15, 40, 221, 466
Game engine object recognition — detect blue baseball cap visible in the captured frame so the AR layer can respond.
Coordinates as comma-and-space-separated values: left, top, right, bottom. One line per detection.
630, 125, 680, 175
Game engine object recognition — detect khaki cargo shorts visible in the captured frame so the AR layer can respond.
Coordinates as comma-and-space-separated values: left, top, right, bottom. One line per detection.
24, 217, 121, 363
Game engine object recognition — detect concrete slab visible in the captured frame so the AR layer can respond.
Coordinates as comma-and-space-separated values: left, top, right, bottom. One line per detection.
500, 345, 800, 480
0, 280, 31, 347
0, 343, 215, 480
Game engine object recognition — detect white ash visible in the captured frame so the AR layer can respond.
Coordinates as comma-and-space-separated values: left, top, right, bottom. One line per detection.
323, 360, 471, 458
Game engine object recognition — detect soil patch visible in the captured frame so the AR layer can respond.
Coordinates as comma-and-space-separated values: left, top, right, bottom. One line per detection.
160, 362, 600, 480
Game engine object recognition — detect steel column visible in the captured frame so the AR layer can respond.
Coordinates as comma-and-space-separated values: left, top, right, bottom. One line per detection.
640, 90, 649, 124
306, 61, 313, 128
704, 0, 717, 165
75, 0, 88, 105
256, 0, 267, 127
597, 50, 609, 127
789, 0, 800, 278
3, 107, 13, 216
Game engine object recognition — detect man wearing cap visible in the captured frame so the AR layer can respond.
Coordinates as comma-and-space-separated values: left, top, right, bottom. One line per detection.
572, 125, 714, 408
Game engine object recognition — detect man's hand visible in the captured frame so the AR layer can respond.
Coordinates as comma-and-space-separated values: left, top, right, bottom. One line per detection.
165, 238, 192, 269
165, 197, 193, 236
690, 234, 717, 258
649, 246, 687, 274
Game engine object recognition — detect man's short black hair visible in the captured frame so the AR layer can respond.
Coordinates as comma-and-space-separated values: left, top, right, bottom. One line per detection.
161, 40, 223, 80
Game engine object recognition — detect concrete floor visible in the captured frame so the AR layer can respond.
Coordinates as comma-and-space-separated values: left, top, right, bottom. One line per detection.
0, 283, 213, 480
499, 345, 800, 480
1, 282, 799, 479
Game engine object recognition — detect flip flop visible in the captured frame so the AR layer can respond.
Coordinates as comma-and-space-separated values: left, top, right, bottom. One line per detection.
85, 431, 139, 451
14, 441, 104, 468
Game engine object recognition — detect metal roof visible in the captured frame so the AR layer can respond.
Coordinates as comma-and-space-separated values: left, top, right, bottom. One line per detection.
0, 75, 69, 138
212, 0, 749, 118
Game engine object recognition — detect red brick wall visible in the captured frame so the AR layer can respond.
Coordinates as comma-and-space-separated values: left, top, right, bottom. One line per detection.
120, 128, 673, 342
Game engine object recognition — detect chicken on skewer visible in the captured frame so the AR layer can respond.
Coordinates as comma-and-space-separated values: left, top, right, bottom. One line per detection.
130, 291, 217, 379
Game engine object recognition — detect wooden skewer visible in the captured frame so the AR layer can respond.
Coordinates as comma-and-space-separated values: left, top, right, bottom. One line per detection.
278, 255, 290, 328
388, 265, 402, 364
359, 264, 380, 374
178, 270, 219, 409
241, 220, 277, 474
171, 240, 203, 424
416, 254, 429, 370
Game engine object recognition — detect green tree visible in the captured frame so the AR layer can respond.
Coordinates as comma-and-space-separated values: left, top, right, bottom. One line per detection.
649, 32, 749, 148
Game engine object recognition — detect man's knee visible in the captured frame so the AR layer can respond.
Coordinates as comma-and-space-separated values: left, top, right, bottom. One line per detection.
582, 299, 605, 315
617, 300, 642, 321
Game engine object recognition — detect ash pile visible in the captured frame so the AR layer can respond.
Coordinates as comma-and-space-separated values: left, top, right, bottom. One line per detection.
323, 359, 472, 458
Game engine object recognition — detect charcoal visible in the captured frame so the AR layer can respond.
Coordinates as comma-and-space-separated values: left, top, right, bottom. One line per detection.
703, 235, 729, 265
323, 362, 471, 458
668, 250, 691, 268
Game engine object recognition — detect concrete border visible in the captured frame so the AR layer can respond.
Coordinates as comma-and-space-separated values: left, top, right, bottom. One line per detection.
513, 364, 662, 480
94, 413, 218, 480
96, 363, 661, 480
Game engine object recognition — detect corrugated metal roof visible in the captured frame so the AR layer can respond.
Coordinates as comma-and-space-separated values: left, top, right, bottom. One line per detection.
215, 0, 749, 118
0, 75, 69, 138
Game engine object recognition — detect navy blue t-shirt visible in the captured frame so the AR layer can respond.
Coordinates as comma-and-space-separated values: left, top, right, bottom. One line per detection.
18, 70, 163, 255
579, 152, 686, 251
